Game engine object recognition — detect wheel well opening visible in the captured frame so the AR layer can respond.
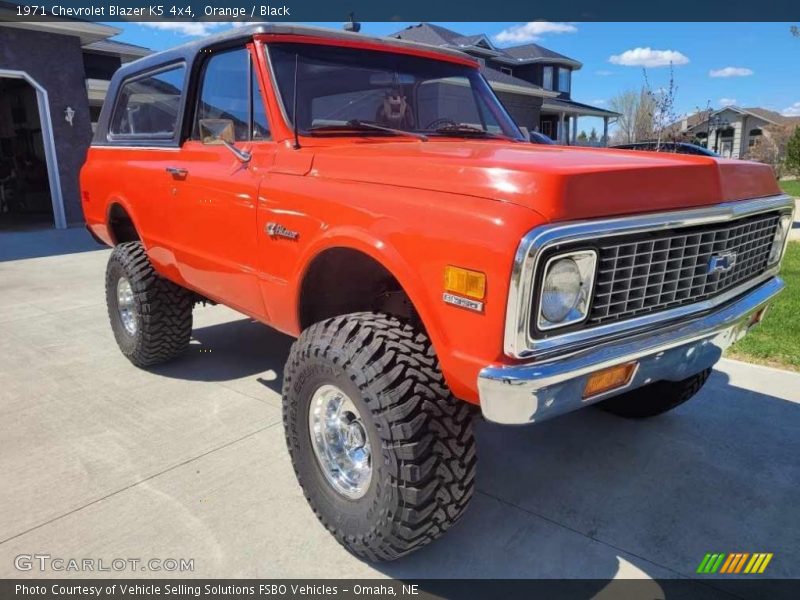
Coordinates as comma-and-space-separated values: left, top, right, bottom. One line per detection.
108, 203, 140, 244
299, 248, 420, 331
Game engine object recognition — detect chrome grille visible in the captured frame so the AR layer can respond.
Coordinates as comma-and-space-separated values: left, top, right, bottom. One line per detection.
589, 212, 780, 325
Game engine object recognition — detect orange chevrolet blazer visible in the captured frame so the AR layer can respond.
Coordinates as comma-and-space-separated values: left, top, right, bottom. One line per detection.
80, 24, 795, 560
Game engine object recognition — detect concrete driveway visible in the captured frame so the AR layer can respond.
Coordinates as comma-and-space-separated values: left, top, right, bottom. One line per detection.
1, 229, 799, 592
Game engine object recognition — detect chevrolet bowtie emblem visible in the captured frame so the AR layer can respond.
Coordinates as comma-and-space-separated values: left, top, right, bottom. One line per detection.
266, 222, 299, 240
707, 251, 737, 274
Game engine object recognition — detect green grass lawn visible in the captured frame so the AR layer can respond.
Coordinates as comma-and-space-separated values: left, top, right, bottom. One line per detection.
780, 179, 800, 198
728, 241, 800, 371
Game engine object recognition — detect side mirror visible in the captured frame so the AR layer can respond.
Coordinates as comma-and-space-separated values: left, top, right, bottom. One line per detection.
198, 118, 250, 163
198, 119, 235, 145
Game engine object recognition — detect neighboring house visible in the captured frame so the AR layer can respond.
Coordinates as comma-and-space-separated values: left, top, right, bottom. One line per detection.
0, 13, 149, 229
388, 23, 618, 143
671, 106, 800, 159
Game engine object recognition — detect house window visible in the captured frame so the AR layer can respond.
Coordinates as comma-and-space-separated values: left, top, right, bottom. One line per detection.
540, 120, 552, 137
500, 66, 513, 76
749, 128, 762, 147
542, 66, 553, 90
558, 68, 571, 93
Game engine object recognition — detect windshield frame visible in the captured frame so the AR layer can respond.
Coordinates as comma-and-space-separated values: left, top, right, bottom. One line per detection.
262, 38, 525, 142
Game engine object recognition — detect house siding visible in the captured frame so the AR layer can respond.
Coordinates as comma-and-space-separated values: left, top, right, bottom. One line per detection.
495, 91, 543, 133
0, 27, 92, 225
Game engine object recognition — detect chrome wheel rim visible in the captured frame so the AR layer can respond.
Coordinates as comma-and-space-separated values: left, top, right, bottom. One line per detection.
116, 276, 137, 335
308, 384, 372, 499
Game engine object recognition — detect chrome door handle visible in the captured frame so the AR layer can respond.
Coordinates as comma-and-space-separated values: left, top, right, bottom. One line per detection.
166, 167, 188, 178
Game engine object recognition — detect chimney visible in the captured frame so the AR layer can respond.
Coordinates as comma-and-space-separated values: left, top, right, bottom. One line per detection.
681, 117, 688, 131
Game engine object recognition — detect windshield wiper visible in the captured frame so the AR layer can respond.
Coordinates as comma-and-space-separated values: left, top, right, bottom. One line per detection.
308, 120, 428, 141
431, 124, 518, 141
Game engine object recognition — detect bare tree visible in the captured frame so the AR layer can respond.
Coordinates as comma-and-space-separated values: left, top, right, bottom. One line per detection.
609, 90, 638, 144
643, 64, 678, 147
634, 86, 656, 142
749, 124, 794, 178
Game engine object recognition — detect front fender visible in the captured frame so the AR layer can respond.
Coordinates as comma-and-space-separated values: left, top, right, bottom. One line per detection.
258, 175, 546, 403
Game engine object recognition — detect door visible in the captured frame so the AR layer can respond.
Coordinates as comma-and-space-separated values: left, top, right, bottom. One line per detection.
167, 46, 275, 318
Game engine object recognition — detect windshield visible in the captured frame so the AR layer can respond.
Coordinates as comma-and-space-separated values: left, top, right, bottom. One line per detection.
267, 42, 524, 141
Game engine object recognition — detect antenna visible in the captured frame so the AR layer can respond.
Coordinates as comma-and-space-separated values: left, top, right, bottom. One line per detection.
343, 13, 361, 33
292, 52, 301, 150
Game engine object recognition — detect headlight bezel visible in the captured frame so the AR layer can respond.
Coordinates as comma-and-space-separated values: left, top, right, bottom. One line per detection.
768, 213, 793, 266
535, 249, 598, 332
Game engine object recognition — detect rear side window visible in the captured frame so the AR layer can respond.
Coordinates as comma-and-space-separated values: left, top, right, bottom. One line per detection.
110, 65, 185, 138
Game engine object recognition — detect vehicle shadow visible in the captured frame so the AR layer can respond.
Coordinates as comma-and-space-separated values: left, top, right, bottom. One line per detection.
374, 369, 799, 599
150, 317, 293, 394
148, 316, 799, 598
0, 226, 105, 262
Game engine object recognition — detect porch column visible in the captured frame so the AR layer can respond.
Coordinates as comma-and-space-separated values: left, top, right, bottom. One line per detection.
572, 115, 578, 145
603, 117, 609, 146
558, 112, 566, 143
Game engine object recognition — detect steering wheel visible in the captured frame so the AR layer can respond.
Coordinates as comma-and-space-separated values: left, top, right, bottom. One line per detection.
424, 117, 458, 130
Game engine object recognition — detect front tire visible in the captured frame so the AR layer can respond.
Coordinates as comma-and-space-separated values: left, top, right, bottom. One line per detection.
282, 312, 476, 561
597, 368, 711, 418
105, 241, 193, 367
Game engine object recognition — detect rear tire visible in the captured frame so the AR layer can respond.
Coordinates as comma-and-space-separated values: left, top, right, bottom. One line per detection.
105, 241, 193, 367
282, 312, 476, 561
597, 368, 711, 418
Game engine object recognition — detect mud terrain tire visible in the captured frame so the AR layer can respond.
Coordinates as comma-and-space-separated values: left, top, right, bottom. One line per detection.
283, 312, 476, 561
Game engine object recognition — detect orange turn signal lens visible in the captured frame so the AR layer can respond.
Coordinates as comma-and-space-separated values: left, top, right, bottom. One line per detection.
583, 362, 637, 399
444, 266, 486, 300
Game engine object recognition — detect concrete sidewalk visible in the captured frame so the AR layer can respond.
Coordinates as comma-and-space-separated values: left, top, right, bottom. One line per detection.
1, 229, 799, 594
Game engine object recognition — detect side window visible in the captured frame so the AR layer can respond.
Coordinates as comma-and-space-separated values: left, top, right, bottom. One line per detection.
110, 65, 185, 138
196, 47, 272, 141
197, 49, 250, 140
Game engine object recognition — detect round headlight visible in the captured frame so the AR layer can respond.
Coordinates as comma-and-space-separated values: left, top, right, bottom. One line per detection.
541, 258, 582, 323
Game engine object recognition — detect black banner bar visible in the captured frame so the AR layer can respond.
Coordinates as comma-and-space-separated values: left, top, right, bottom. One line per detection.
1, 0, 799, 22
4, 579, 800, 600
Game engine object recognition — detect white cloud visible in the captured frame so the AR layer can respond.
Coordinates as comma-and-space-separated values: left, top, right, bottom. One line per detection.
595, 70, 614, 76
608, 47, 689, 68
719, 98, 738, 107
591, 99, 606, 105
709, 66, 754, 78
136, 21, 231, 37
494, 22, 577, 44
782, 102, 800, 117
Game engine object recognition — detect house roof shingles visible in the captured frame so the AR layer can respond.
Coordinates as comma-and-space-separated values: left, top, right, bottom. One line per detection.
502, 43, 582, 67
389, 23, 616, 116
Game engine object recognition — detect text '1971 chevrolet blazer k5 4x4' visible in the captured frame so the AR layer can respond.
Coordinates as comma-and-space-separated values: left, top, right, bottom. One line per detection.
80, 25, 795, 561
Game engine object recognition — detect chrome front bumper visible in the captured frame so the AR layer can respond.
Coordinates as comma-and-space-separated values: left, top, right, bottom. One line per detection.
478, 277, 784, 425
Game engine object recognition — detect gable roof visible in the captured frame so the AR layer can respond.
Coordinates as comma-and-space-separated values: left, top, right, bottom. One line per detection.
502, 43, 582, 68
479, 64, 549, 96
389, 23, 582, 70
390, 23, 464, 47
675, 106, 800, 134
741, 107, 800, 127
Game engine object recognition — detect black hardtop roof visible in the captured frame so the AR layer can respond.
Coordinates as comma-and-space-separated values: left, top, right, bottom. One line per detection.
115, 23, 476, 79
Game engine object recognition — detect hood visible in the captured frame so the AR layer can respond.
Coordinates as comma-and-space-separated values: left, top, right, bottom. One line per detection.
308, 141, 781, 222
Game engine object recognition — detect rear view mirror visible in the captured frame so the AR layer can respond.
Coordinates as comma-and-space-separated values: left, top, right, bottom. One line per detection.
199, 119, 235, 145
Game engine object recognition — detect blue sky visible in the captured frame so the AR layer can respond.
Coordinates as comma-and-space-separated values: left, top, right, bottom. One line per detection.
105, 22, 800, 133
